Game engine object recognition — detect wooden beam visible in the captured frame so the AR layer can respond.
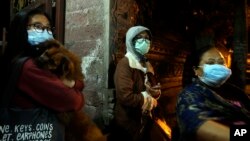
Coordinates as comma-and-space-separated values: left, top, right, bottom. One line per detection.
55, 0, 65, 43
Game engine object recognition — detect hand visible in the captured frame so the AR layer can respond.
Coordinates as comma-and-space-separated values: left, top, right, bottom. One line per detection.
145, 80, 161, 99
61, 78, 75, 88
141, 92, 158, 113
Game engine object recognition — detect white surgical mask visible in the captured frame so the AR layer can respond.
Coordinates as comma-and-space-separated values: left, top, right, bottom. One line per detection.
198, 64, 232, 87
135, 38, 150, 55
28, 29, 54, 45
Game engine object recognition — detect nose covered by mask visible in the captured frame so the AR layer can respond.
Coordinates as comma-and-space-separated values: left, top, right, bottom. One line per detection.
198, 64, 232, 87
135, 38, 151, 55
28, 29, 54, 45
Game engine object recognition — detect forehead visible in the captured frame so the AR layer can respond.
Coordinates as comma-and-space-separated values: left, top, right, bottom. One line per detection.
136, 31, 149, 37
200, 48, 224, 62
28, 14, 50, 25
202, 48, 223, 58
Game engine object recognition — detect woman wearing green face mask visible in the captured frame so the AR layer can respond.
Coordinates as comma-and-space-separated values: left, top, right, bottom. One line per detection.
111, 26, 169, 141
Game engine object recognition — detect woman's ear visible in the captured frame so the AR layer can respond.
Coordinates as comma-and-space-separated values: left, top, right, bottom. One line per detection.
192, 66, 197, 70
193, 66, 199, 76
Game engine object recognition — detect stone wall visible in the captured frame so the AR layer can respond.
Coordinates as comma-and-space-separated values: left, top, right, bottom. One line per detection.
64, 0, 112, 130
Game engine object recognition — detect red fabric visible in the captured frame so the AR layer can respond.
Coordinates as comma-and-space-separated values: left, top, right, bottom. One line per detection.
12, 58, 84, 112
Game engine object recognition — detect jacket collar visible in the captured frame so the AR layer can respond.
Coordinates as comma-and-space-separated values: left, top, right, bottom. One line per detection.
125, 52, 147, 73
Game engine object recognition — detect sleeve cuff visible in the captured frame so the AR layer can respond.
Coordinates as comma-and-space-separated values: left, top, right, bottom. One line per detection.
74, 80, 84, 91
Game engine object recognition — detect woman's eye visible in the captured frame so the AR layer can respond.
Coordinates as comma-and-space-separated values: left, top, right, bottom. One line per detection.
217, 58, 225, 65
218, 60, 225, 65
34, 24, 43, 30
37, 26, 43, 30
206, 61, 215, 64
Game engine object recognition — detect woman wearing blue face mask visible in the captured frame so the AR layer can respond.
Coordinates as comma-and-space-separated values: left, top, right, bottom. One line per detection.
27, 22, 54, 45
176, 45, 250, 141
0, 9, 84, 140
110, 26, 168, 141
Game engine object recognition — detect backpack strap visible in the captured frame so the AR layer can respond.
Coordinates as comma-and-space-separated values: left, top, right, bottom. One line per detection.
1, 57, 29, 107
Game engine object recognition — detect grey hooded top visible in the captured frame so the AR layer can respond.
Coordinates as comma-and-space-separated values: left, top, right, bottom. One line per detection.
125, 25, 151, 61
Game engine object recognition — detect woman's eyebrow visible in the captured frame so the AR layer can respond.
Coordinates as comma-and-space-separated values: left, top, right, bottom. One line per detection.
206, 58, 216, 61
29, 22, 50, 26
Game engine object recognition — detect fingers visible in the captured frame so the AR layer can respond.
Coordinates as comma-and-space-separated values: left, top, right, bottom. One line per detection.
145, 81, 151, 88
145, 74, 149, 83
148, 86, 161, 97
61, 79, 75, 88
152, 98, 158, 107
152, 83, 161, 89
142, 96, 158, 113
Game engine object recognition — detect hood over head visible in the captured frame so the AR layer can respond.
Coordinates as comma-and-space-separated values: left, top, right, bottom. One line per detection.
125, 25, 151, 61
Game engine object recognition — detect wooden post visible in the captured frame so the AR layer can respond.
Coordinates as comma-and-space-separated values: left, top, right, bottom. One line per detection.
231, 0, 248, 89
55, 0, 65, 43
2, 27, 6, 54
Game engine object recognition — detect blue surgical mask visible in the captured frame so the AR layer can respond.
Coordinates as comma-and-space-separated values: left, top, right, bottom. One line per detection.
135, 38, 150, 55
198, 64, 232, 87
27, 29, 54, 45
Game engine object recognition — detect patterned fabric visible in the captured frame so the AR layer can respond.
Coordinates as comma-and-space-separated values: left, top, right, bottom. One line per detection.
176, 79, 250, 141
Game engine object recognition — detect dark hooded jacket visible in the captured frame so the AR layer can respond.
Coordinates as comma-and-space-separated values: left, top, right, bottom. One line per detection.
114, 26, 152, 140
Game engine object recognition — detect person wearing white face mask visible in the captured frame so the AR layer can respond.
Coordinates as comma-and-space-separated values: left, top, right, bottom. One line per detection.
176, 45, 250, 141
111, 26, 166, 141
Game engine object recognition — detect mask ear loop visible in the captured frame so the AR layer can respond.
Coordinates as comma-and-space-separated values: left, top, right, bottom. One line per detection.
192, 66, 199, 70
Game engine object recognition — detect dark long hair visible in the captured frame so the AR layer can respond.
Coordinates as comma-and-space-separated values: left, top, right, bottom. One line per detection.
0, 9, 52, 94
5, 9, 52, 61
182, 44, 215, 87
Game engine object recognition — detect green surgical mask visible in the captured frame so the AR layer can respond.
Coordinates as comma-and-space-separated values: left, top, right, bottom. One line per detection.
135, 38, 150, 55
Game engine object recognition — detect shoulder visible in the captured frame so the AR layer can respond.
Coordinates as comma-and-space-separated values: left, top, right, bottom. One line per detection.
116, 57, 130, 71
179, 83, 202, 96
22, 58, 39, 71
117, 57, 129, 65
21, 58, 54, 77
115, 57, 135, 80
177, 83, 206, 104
